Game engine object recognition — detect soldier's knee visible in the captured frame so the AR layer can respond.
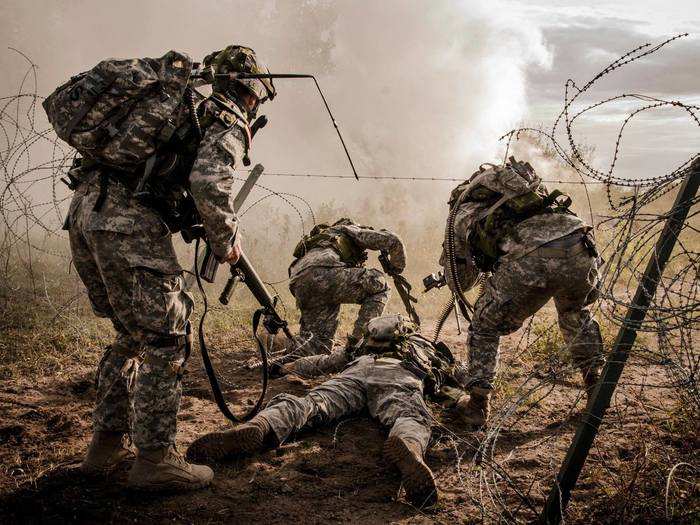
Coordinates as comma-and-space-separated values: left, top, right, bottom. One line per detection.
471, 297, 522, 336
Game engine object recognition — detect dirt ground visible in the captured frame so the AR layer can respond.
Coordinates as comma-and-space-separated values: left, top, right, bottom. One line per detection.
0, 315, 697, 524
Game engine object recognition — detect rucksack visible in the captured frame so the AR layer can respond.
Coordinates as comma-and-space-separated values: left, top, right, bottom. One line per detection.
42, 50, 193, 169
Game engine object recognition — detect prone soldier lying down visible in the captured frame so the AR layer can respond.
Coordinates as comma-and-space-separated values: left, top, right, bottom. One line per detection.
187, 314, 471, 507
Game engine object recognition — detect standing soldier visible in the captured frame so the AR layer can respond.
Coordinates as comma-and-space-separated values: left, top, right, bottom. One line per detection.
288, 218, 406, 355
54, 46, 275, 491
442, 157, 604, 427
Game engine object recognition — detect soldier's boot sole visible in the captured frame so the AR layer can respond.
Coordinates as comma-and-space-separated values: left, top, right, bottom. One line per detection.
127, 462, 214, 492
187, 424, 266, 463
384, 436, 438, 508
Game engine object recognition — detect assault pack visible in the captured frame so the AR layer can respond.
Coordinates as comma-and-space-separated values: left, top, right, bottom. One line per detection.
449, 157, 574, 270
292, 218, 367, 266
44, 50, 259, 235
43, 51, 195, 169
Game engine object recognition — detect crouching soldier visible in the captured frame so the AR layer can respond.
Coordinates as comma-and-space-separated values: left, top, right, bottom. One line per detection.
187, 314, 471, 507
288, 218, 406, 355
442, 158, 604, 428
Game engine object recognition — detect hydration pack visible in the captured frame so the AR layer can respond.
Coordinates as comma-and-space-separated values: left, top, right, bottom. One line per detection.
43, 50, 193, 169
356, 314, 458, 396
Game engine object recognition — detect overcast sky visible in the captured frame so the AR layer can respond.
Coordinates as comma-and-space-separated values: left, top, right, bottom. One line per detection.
1, 0, 698, 219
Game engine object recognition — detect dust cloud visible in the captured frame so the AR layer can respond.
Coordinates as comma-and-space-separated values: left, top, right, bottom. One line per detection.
0, 1, 551, 224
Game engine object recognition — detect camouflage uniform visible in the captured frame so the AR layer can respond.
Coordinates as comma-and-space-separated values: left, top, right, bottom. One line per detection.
187, 315, 463, 505
443, 162, 604, 389
288, 225, 405, 355
260, 344, 437, 455
67, 103, 247, 451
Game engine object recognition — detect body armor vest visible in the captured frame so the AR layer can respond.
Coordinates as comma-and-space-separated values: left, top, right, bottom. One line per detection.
293, 224, 367, 266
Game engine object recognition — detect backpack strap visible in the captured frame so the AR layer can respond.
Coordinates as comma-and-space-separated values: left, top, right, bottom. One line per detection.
208, 93, 251, 138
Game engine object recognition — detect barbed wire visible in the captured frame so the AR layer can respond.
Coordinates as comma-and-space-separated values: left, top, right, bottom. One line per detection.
0, 34, 698, 523
234, 169, 609, 184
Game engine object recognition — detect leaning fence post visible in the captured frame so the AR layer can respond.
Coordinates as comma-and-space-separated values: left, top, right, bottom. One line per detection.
542, 158, 700, 524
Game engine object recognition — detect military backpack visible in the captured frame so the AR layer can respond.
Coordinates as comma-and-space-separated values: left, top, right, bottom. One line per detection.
353, 314, 460, 397
43, 50, 193, 169
450, 158, 573, 270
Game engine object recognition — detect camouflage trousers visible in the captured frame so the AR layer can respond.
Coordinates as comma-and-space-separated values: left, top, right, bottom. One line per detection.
290, 266, 389, 355
467, 235, 604, 389
67, 176, 193, 451
258, 356, 432, 454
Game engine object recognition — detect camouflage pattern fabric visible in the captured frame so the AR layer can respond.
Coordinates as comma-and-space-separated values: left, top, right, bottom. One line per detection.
259, 356, 432, 455
43, 51, 193, 168
287, 346, 351, 378
289, 224, 406, 279
189, 119, 247, 259
290, 266, 389, 356
466, 238, 604, 388
66, 103, 247, 450
68, 176, 191, 450
440, 164, 603, 389
440, 183, 587, 292
288, 225, 405, 355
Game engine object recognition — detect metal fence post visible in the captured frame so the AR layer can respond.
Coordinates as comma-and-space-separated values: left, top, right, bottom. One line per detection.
542, 159, 700, 524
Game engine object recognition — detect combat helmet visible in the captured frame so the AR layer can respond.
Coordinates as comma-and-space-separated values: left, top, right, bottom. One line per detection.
203, 45, 276, 115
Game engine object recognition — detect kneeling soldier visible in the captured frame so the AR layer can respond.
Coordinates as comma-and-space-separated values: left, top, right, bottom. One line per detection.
288, 218, 406, 355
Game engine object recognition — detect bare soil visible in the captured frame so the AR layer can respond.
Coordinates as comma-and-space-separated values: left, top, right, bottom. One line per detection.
0, 316, 697, 524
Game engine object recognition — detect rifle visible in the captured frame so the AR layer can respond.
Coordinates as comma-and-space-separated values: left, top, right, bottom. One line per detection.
194, 238, 293, 424
422, 268, 480, 340
378, 250, 421, 326
220, 252, 293, 339
183, 163, 265, 288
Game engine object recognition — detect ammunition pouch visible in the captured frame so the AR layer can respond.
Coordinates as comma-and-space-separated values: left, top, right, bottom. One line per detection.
504, 190, 544, 214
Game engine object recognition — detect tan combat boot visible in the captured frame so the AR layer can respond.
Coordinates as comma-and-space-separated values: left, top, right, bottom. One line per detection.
384, 435, 438, 507
80, 431, 133, 475
455, 387, 491, 428
186, 417, 272, 462
128, 445, 214, 492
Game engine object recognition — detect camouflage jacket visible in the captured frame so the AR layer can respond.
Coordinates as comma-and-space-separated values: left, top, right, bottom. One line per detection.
440, 166, 588, 292
286, 334, 469, 397
289, 224, 406, 281
188, 98, 249, 260
66, 93, 249, 263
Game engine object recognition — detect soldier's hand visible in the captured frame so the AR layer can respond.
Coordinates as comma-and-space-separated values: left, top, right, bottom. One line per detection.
224, 236, 242, 265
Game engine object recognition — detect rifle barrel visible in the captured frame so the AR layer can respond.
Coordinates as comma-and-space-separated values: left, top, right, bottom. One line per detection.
234, 253, 276, 311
